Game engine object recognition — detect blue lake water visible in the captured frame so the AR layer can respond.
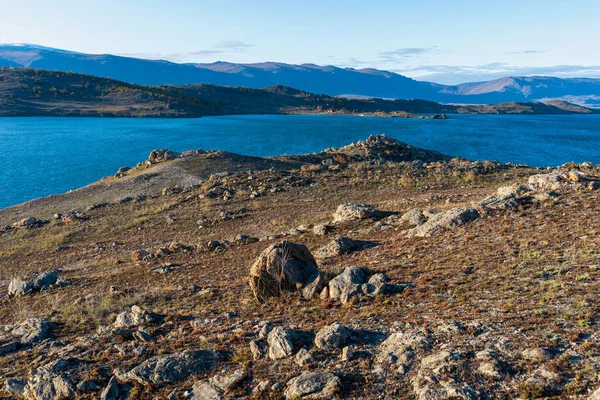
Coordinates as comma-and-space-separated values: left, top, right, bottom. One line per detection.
1, 114, 599, 209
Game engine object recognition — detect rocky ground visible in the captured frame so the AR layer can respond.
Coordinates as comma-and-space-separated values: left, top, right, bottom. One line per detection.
0, 135, 599, 399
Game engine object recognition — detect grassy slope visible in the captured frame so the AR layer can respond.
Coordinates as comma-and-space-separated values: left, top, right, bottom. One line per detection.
0, 138, 598, 398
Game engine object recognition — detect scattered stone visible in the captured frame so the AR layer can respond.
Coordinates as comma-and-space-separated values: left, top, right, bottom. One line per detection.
314, 236, 373, 258
332, 203, 382, 223
328, 266, 366, 304
249, 241, 320, 302
8, 278, 32, 296
233, 234, 259, 244
115, 166, 131, 178
521, 347, 553, 361
126, 350, 222, 385
400, 208, 426, 226
376, 330, 431, 369
192, 368, 246, 399
10, 216, 48, 230
4, 378, 26, 395
131, 249, 151, 262
312, 224, 332, 236
31, 270, 60, 289
250, 339, 266, 360
252, 380, 270, 397
284, 371, 341, 400
11, 318, 53, 345
100, 376, 119, 400
476, 192, 520, 212
301, 271, 328, 300
267, 327, 298, 360
405, 206, 480, 238
327, 267, 391, 304
296, 348, 315, 366
314, 323, 350, 350
76, 380, 99, 393
341, 346, 353, 361
114, 305, 159, 329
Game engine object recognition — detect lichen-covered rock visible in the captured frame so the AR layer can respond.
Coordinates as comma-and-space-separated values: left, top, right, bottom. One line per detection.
328, 266, 366, 304
249, 241, 319, 302
267, 327, 298, 360
284, 371, 341, 400
126, 350, 222, 385
332, 203, 382, 223
314, 323, 350, 350
405, 206, 479, 238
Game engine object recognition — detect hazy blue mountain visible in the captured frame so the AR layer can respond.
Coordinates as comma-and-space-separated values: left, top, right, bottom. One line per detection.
1, 44, 599, 106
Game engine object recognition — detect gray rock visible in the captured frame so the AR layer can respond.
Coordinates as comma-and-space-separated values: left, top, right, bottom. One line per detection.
312, 224, 331, 236
400, 208, 426, 226
497, 184, 530, 197
114, 305, 158, 329
314, 323, 350, 350
267, 327, 298, 360
332, 203, 382, 223
405, 206, 479, 238
476, 193, 520, 212
4, 378, 26, 395
76, 380, 99, 393
11, 318, 53, 344
52, 375, 76, 399
8, 278, 32, 296
302, 271, 328, 300
328, 266, 366, 304
126, 350, 222, 385
192, 368, 246, 400
31, 270, 60, 289
314, 236, 360, 258
295, 348, 315, 366
284, 371, 341, 400
100, 376, 119, 400
376, 331, 431, 367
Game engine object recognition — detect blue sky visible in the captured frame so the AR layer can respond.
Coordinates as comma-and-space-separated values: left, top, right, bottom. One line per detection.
1, 0, 599, 83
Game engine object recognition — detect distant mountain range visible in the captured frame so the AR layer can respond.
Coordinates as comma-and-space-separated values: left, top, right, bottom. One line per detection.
1, 44, 600, 107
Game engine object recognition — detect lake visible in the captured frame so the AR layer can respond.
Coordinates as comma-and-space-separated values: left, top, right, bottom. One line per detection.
1, 114, 599, 209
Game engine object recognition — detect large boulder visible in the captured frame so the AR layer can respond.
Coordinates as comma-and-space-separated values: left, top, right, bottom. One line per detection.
284, 371, 341, 399
249, 241, 320, 302
126, 350, 222, 385
405, 206, 479, 238
332, 204, 382, 223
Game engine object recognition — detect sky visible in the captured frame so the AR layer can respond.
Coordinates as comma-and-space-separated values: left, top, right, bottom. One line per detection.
1, 0, 599, 84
